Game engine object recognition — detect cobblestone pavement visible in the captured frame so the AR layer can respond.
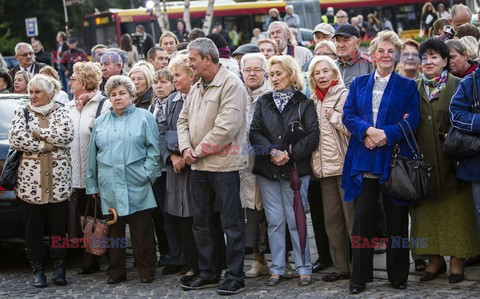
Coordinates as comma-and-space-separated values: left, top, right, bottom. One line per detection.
1, 240, 480, 298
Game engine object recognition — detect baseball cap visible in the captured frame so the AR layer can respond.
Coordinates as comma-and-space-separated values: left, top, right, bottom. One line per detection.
313, 23, 335, 36
68, 37, 78, 44
333, 24, 360, 38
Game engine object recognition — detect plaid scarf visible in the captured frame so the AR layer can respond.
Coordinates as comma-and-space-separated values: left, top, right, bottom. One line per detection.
423, 70, 448, 101
272, 87, 296, 112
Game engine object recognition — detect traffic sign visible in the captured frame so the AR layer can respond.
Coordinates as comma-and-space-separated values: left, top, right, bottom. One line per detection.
65, 0, 84, 6
25, 18, 38, 37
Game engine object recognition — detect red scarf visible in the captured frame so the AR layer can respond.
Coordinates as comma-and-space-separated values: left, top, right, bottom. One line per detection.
315, 80, 338, 102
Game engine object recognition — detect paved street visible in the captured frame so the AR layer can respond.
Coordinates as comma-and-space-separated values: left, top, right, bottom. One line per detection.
2, 216, 480, 298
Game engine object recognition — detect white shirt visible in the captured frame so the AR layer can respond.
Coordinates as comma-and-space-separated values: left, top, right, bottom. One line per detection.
372, 70, 392, 126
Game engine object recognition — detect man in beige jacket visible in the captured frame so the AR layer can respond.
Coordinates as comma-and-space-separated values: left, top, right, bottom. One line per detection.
177, 38, 248, 295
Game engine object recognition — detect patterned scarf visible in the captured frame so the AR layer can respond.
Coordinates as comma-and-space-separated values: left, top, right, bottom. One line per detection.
272, 87, 296, 112
423, 70, 448, 101
153, 97, 167, 129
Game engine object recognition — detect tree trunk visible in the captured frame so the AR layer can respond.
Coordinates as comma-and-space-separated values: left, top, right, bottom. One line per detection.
154, 0, 169, 34
183, 0, 191, 32
202, 0, 215, 35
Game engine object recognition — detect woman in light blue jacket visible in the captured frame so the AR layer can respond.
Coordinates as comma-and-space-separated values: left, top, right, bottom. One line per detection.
86, 75, 162, 284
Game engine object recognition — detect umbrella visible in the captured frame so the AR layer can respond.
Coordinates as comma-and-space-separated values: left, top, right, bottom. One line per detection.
289, 145, 307, 265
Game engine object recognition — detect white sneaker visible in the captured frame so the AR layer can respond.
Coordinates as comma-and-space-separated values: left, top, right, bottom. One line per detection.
245, 261, 269, 278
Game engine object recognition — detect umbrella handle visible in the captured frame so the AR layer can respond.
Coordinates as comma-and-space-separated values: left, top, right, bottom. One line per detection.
107, 208, 118, 225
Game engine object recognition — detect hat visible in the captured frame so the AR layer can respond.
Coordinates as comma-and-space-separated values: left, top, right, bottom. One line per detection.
68, 37, 78, 44
232, 44, 260, 57
333, 24, 360, 38
313, 23, 335, 36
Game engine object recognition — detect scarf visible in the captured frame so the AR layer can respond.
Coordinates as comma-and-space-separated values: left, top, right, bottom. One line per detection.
153, 96, 167, 129
27, 100, 57, 116
218, 46, 231, 59
423, 70, 448, 101
272, 87, 296, 112
315, 80, 338, 102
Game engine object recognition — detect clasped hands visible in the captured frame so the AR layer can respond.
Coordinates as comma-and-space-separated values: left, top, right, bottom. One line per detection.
364, 127, 387, 150
270, 149, 289, 166
170, 153, 186, 173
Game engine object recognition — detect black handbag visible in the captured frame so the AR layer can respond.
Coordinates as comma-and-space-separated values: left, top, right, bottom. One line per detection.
285, 102, 306, 146
381, 119, 432, 202
0, 108, 29, 189
443, 72, 480, 160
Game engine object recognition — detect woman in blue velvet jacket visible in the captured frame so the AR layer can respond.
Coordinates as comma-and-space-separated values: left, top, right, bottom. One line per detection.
341, 31, 420, 294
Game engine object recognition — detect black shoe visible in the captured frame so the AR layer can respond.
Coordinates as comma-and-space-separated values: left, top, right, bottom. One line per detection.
180, 270, 199, 285
29, 259, 47, 288
266, 276, 282, 286
77, 264, 100, 275
181, 275, 220, 290
464, 255, 480, 267
52, 258, 67, 286
107, 275, 127, 284
322, 272, 350, 282
350, 283, 366, 294
392, 281, 407, 290
157, 255, 170, 267
312, 259, 331, 273
217, 279, 246, 295
162, 264, 183, 275
414, 259, 427, 272
448, 273, 465, 284
141, 276, 154, 283
420, 261, 446, 282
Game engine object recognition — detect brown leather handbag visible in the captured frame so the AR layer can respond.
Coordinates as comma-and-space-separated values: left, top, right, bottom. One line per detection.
80, 197, 118, 256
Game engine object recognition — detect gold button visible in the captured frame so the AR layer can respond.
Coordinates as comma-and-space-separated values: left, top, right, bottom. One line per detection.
42, 116, 45, 120
427, 116, 432, 121
44, 154, 48, 157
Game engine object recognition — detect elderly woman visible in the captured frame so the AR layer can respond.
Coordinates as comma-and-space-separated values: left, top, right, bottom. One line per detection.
257, 39, 278, 61
398, 39, 421, 80
86, 75, 162, 284
39, 66, 70, 105
149, 68, 174, 268
9, 74, 74, 287
157, 54, 198, 280
129, 65, 154, 109
14, 70, 32, 94
250, 55, 319, 287
314, 41, 337, 60
412, 38, 480, 284
342, 31, 420, 294
239, 53, 271, 278
159, 31, 179, 59
446, 40, 477, 78
65, 62, 110, 275
308, 55, 353, 282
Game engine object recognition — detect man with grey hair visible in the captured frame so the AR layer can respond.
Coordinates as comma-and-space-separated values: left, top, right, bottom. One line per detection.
439, 4, 473, 41
335, 10, 349, 29
268, 21, 313, 70
177, 37, 248, 295
8, 42, 45, 91
99, 51, 125, 95
91, 44, 108, 63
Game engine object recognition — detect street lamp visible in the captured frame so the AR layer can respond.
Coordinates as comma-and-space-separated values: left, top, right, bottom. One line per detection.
146, 0, 156, 41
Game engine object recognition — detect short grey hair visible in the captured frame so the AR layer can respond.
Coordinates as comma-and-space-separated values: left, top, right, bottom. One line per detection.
28, 74, 60, 97
187, 38, 219, 64
314, 40, 337, 55
105, 75, 136, 98
268, 21, 295, 45
460, 36, 478, 60
240, 53, 267, 72
15, 42, 33, 55
446, 39, 467, 56
451, 4, 472, 19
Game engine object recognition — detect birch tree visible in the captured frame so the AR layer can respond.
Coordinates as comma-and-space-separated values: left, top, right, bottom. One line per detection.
202, 0, 215, 35
154, 0, 169, 33
183, 0, 191, 32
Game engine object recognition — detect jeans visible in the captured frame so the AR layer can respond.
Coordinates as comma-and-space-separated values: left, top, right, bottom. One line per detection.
471, 182, 480, 235
190, 170, 245, 281
257, 175, 312, 275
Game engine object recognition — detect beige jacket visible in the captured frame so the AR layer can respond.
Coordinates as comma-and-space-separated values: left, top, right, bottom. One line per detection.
177, 65, 248, 172
311, 84, 350, 178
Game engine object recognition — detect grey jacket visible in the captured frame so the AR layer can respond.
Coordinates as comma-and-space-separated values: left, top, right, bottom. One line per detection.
336, 51, 373, 90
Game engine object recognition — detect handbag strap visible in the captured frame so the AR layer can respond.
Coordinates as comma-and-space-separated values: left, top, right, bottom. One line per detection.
82, 196, 99, 233
333, 90, 348, 111
397, 119, 423, 159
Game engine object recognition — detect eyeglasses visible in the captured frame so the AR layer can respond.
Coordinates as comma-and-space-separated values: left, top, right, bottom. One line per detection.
18, 52, 33, 57
316, 52, 337, 58
243, 68, 265, 74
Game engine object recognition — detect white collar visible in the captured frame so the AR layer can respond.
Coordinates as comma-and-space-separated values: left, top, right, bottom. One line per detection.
374, 70, 392, 82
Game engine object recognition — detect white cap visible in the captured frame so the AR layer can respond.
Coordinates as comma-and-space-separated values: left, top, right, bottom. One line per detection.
313, 23, 335, 36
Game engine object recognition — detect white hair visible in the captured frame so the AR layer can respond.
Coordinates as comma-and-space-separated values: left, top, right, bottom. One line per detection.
15, 42, 33, 55
240, 53, 268, 71
105, 75, 136, 98
28, 74, 60, 97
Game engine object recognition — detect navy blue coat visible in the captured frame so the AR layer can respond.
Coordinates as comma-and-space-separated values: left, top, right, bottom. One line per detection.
341, 71, 420, 205
449, 67, 480, 182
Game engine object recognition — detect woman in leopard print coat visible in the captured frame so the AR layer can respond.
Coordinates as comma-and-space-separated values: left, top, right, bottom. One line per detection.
8, 74, 74, 288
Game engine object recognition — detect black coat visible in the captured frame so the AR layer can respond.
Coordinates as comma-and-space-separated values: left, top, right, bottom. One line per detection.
249, 91, 319, 181
134, 87, 154, 110
142, 33, 155, 58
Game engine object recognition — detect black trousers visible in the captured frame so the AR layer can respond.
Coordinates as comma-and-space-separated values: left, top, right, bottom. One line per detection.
163, 212, 199, 271
351, 178, 409, 285
108, 209, 157, 279
307, 180, 332, 265
152, 173, 169, 255
190, 170, 244, 281
21, 200, 68, 260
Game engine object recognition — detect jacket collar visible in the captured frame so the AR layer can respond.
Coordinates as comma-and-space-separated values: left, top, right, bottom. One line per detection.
195, 64, 229, 88
111, 103, 135, 117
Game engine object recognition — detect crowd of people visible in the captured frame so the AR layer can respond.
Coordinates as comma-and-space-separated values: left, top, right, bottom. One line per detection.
2, 1, 480, 296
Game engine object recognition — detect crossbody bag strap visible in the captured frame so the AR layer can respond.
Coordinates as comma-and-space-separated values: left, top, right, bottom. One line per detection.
398, 119, 423, 159
472, 72, 479, 112
333, 90, 348, 111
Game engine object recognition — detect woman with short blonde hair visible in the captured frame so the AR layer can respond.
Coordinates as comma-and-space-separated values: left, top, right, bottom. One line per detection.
159, 31, 179, 59
268, 55, 304, 91
368, 30, 403, 65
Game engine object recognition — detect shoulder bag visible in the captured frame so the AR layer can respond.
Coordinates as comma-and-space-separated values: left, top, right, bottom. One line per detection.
0, 108, 29, 189
381, 119, 432, 202
443, 72, 480, 160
